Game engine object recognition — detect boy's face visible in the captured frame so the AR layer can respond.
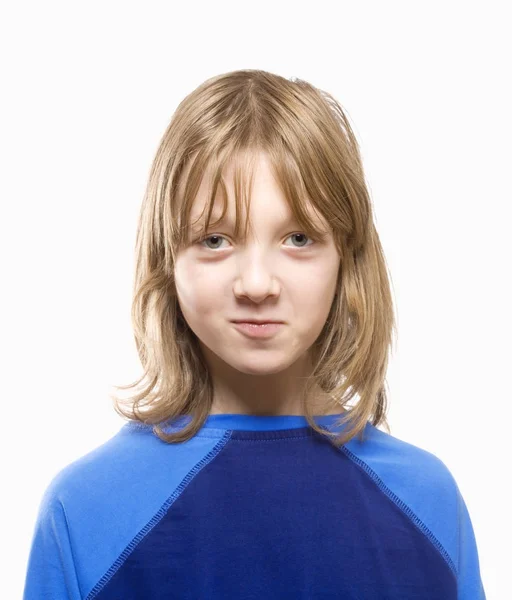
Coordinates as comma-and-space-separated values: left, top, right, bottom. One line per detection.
174, 151, 341, 379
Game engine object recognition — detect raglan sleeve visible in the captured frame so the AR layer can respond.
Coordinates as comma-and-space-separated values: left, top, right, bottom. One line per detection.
23, 478, 82, 600
455, 483, 486, 599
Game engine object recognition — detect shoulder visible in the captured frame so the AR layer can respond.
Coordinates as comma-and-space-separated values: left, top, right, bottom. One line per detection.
344, 422, 459, 497
29, 421, 227, 597
39, 423, 157, 507
341, 421, 462, 524
341, 422, 466, 573
37, 420, 224, 516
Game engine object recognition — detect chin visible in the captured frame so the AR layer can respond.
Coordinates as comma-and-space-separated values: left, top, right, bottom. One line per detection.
231, 362, 290, 376
227, 354, 296, 376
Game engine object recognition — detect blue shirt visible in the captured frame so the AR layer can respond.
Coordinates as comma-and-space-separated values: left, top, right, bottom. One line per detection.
23, 413, 486, 599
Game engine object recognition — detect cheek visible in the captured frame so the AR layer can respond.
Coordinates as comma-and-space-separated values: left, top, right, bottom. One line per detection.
175, 261, 220, 320
295, 265, 339, 325
299, 261, 339, 301
301, 281, 335, 321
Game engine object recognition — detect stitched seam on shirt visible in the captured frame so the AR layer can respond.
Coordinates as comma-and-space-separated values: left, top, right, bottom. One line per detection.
339, 444, 458, 580
85, 430, 233, 599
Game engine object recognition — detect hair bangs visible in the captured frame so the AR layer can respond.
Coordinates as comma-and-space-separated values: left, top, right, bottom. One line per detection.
175, 143, 333, 252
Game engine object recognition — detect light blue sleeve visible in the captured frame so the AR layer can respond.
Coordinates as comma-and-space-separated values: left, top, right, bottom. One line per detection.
23, 480, 82, 600
343, 423, 486, 600
457, 486, 486, 599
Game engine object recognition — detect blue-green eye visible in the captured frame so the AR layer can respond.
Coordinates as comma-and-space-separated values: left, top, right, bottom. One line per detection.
198, 233, 315, 251
285, 233, 314, 248
198, 235, 228, 250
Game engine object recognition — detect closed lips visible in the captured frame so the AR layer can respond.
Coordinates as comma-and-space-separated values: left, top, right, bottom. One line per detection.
232, 320, 284, 324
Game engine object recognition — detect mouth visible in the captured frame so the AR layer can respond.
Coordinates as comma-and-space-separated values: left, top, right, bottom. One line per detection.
231, 320, 285, 325
231, 321, 285, 339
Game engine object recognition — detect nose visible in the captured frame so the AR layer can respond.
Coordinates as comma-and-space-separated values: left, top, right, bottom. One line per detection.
233, 251, 280, 302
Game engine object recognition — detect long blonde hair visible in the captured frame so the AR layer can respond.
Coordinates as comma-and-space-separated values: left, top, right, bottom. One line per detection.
110, 69, 397, 448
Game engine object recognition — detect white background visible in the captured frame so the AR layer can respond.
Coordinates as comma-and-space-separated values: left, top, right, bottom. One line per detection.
2, 1, 509, 598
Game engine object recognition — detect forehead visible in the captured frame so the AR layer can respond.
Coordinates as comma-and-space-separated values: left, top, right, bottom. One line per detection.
189, 153, 267, 214
186, 152, 323, 226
